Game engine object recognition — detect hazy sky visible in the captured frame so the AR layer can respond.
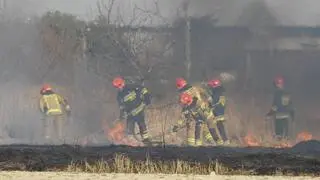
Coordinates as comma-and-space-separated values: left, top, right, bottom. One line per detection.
6, 0, 320, 26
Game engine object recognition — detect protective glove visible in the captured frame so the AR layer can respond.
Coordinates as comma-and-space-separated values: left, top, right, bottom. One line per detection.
266, 110, 275, 118
65, 105, 71, 116
119, 110, 127, 120
65, 104, 71, 110
196, 119, 204, 123
207, 97, 213, 105
183, 110, 192, 119
43, 106, 48, 114
172, 125, 180, 132
65, 105, 71, 111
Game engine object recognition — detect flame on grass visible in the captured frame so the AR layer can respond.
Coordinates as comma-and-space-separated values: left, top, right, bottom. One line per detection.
104, 121, 143, 146
244, 132, 260, 147
297, 131, 313, 142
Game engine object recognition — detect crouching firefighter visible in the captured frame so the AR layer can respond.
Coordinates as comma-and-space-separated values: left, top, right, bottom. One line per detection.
172, 78, 215, 146
112, 76, 152, 146
266, 76, 295, 141
39, 84, 71, 141
206, 78, 230, 145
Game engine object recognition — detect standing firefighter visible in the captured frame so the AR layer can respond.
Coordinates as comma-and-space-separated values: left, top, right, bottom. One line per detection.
39, 84, 71, 141
172, 78, 216, 146
266, 76, 295, 141
206, 79, 230, 145
112, 76, 152, 146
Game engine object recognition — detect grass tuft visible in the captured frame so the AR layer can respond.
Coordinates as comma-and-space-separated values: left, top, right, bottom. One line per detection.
66, 153, 239, 175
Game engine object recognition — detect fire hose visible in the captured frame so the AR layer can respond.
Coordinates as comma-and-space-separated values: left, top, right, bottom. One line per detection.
125, 121, 186, 141
81, 118, 187, 146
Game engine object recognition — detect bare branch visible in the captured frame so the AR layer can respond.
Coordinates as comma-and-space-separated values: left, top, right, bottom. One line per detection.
90, 0, 178, 81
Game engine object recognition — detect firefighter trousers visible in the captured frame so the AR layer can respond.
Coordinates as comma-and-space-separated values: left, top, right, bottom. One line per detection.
126, 111, 151, 144
186, 120, 204, 146
187, 120, 228, 146
43, 114, 65, 140
274, 118, 289, 140
206, 116, 229, 145
202, 124, 214, 144
186, 114, 229, 146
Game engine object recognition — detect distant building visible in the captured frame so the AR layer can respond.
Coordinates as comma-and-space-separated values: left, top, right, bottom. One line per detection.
168, 0, 320, 89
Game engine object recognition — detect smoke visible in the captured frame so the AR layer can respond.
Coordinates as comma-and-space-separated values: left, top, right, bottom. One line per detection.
6, 0, 320, 26
1, 0, 320, 146
0, 20, 44, 144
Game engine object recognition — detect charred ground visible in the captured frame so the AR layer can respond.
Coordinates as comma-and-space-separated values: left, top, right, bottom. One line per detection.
0, 140, 319, 176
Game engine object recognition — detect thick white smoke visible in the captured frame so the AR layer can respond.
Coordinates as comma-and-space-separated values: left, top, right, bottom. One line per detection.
6, 0, 320, 26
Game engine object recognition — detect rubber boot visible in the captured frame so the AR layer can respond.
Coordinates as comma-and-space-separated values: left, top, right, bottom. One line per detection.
142, 138, 153, 146
204, 133, 214, 145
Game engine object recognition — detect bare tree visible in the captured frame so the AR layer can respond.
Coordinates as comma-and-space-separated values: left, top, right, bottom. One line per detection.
38, 11, 84, 83
89, 0, 175, 82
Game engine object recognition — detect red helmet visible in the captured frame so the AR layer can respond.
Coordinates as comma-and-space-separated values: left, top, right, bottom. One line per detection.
180, 92, 193, 105
112, 76, 125, 89
40, 84, 52, 94
176, 78, 187, 89
274, 76, 284, 87
208, 79, 221, 88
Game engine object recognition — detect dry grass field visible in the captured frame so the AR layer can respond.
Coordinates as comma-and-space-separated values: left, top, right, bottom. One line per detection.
0, 140, 319, 176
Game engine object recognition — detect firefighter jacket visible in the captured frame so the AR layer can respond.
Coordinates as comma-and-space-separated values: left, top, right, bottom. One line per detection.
178, 84, 214, 124
207, 86, 226, 117
270, 88, 294, 119
117, 84, 151, 118
178, 84, 212, 107
39, 91, 68, 116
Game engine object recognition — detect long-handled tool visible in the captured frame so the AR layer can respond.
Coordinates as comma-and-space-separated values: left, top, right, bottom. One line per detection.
265, 115, 275, 141
288, 117, 295, 141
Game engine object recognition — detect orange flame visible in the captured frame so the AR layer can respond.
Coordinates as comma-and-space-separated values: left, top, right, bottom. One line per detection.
274, 141, 292, 148
244, 133, 260, 147
107, 122, 125, 142
103, 121, 143, 147
297, 131, 313, 142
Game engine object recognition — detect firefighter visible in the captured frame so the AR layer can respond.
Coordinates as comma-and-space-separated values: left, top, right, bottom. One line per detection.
206, 79, 230, 145
266, 76, 295, 141
39, 84, 71, 141
172, 78, 215, 146
112, 76, 152, 146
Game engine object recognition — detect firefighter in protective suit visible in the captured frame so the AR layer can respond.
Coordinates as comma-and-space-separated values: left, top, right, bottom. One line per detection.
39, 84, 71, 141
205, 79, 230, 145
112, 76, 152, 146
266, 76, 295, 141
172, 78, 215, 146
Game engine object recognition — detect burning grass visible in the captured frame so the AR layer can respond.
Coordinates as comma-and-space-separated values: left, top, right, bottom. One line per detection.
0, 142, 319, 176
73, 101, 320, 176
92, 102, 319, 149
91, 113, 318, 149
78, 97, 320, 150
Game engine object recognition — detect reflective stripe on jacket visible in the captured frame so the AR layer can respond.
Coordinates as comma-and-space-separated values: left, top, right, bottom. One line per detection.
40, 94, 64, 116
